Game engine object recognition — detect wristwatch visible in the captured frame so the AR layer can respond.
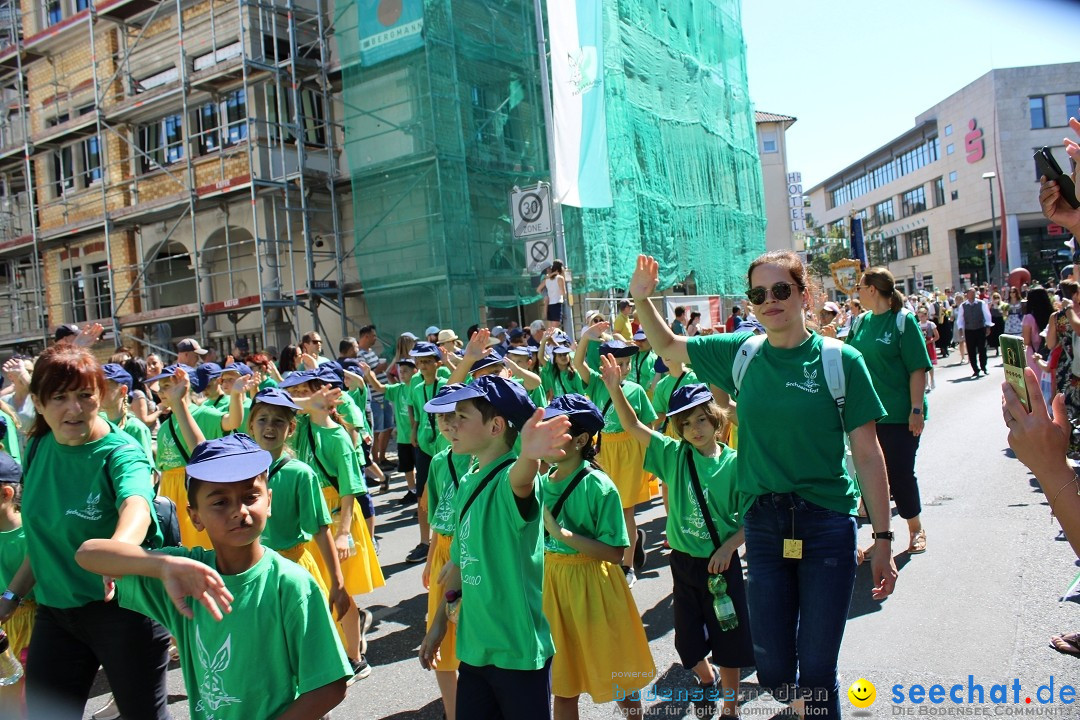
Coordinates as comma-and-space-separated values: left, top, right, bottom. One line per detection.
871, 531, 894, 542
911, 408, 922, 415
1, 589, 20, 604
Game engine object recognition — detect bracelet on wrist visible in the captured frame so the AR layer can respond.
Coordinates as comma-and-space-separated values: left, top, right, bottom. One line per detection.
871, 531, 894, 542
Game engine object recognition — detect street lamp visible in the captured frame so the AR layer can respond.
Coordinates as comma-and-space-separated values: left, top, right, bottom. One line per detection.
982, 171, 998, 287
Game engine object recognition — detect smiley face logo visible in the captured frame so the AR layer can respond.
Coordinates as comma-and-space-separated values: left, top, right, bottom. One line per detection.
848, 678, 876, 708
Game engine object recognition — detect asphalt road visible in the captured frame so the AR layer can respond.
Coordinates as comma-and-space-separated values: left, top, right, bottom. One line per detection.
85, 351, 1080, 719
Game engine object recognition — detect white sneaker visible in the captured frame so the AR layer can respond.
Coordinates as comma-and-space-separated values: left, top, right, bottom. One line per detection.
92, 695, 120, 720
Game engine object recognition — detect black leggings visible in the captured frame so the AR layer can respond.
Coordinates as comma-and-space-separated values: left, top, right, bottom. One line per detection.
876, 422, 923, 520
27, 601, 171, 720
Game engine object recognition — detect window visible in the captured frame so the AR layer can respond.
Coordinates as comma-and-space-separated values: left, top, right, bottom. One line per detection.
883, 236, 898, 263
44, 0, 61, 25
52, 146, 74, 197
137, 67, 179, 93
1068, 94, 1080, 124
223, 90, 247, 145
944, 124, 953, 136
902, 185, 926, 217
760, 131, 778, 154
905, 228, 930, 257
949, 171, 957, 183
873, 198, 894, 226
80, 136, 102, 188
89, 261, 111, 320
933, 177, 945, 207
194, 90, 248, 155
828, 136, 938, 208
193, 41, 243, 72
266, 86, 327, 146
946, 143, 954, 155
1030, 97, 1046, 129
138, 114, 184, 172
62, 267, 87, 323
75, 0, 90, 10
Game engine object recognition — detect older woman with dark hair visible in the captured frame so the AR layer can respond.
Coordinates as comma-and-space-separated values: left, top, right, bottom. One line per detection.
0, 345, 169, 719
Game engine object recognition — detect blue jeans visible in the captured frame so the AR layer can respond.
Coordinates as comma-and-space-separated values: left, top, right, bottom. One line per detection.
744, 493, 857, 719
370, 396, 394, 433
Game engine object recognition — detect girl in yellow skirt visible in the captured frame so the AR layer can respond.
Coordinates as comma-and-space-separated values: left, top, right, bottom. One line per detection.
603, 358, 754, 719
574, 326, 658, 588
539, 394, 654, 719
281, 371, 384, 680
149, 363, 246, 548
420, 384, 474, 720
0, 449, 33, 665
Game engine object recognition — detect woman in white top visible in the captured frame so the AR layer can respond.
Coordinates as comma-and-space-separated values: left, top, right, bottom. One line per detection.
538, 260, 568, 329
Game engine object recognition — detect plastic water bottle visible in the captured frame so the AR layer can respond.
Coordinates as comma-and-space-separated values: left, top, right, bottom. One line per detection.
707, 574, 739, 631
346, 534, 357, 558
0, 629, 23, 686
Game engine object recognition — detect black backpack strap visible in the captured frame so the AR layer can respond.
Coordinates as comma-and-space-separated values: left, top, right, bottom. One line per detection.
685, 444, 722, 551
446, 451, 460, 489
306, 422, 339, 491
268, 456, 291, 481
458, 457, 516, 523
166, 416, 191, 464
545, 465, 592, 537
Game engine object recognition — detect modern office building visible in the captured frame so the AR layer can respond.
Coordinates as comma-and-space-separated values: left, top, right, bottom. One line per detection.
806, 61, 1080, 295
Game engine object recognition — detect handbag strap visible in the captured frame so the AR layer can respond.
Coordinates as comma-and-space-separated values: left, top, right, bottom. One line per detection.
659, 371, 689, 433
166, 415, 191, 464
545, 465, 592, 537
458, 458, 517, 523
268, 456, 291, 481
685, 444, 722, 551
306, 422, 339, 491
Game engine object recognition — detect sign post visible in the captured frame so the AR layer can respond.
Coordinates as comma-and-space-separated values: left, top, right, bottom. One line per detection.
510, 184, 553, 238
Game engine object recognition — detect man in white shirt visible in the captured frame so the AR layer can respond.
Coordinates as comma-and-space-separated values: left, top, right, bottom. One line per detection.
956, 287, 992, 377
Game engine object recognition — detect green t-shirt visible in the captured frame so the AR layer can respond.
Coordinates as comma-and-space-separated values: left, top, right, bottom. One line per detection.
628, 349, 657, 390
687, 332, 885, 515
0, 525, 32, 601
540, 363, 585, 399
384, 383, 414, 445
118, 413, 155, 468
261, 457, 333, 551
157, 404, 227, 471
23, 427, 158, 608
651, 369, 700, 417
337, 393, 368, 437
541, 461, 628, 555
299, 422, 366, 498
117, 547, 351, 720
427, 448, 473, 536
508, 377, 547, 409
1, 408, 20, 465
408, 377, 448, 456
450, 451, 554, 670
259, 377, 279, 391
583, 373, 657, 434
845, 311, 932, 424
208, 394, 230, 412
644, 434, 749, 558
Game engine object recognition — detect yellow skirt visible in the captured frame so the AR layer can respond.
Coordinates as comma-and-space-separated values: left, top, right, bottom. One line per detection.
543, 553, 655, 702
6, 600, 35, 663
426, 532, 458, 670
159, 466, 212, 549
306, 486, 385, 596
597, 432, 650, 508
278, 543, 329, 599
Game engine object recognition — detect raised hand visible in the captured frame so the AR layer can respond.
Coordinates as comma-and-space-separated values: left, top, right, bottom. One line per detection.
163, 368, 190, 406
300, 353, 319, 370
599, 353, 622, 389
73, 322, 105, 348
629, 255, 659, 300
160, 556, 235, 620
580, 320, 610, 341
464, 329, 490, 361
518, 408, 571, 462
1, 358, 29, 388
1039, 117, 1080, 235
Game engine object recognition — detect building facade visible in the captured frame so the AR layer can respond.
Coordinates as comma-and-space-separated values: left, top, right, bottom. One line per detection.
806, 62, 1080, 296
754, 110, 801, 253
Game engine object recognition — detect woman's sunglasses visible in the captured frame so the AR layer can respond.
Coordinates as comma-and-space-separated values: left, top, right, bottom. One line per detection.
747, 282, 799, 306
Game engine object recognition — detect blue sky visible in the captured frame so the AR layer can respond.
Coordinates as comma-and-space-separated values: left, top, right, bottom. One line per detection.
742, 0, 1080, 188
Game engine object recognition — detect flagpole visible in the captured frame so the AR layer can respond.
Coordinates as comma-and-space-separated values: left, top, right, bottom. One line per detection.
533, 0, 575, 338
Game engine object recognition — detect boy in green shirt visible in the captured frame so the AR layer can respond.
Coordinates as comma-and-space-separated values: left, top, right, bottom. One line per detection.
406, 342, 448, 562
76, 433, 351, 720
101, 363, 155, 467
419, 376, 570, 720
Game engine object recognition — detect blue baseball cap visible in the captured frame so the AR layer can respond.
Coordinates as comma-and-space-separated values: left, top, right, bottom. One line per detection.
632, 330, 647, 341
427, 376, 536, 430
599, 340, 638, 359
543, 394, 604, 436
0, 450, 20, 484
409, 341, 442, 359
191, 363, 222, 394
470, 354, 504, 374
147, 363, 197, 383
506, 346, 532, 358
315, 364, 344, 388
221, 363, 252, 377
396, 357, 416, 368
490, 325, 507, 338
668, 384, 714, 417
424, 382, 466, 413
340, 358, 363, 373
185, 433, 272, 484
508, 328, 524, 340
252, 387, 301, 411
425, 325, 440, 337
551, 345, 573, 356
400, 331, 418, 341
278, 370, 318, 389
102, 363, 133, 389
552, 330, 570, 344
654, 357, 669, 374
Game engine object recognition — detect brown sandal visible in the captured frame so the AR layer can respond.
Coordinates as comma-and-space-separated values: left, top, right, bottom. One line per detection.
1049, 632, 1080, 656
908, 529, 927, 554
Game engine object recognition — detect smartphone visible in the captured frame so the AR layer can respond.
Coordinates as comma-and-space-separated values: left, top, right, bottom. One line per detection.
999, 334, 1030, 412
1035, 147, 1080, 210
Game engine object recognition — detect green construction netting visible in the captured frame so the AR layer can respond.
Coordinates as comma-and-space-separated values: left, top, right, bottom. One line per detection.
336, 0, 764, 337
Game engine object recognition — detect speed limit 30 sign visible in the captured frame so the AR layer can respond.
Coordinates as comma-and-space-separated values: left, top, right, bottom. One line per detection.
510, 184, 552, 238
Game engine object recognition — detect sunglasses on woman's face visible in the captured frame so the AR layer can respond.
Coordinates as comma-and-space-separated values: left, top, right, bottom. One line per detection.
747, 282, 798, 306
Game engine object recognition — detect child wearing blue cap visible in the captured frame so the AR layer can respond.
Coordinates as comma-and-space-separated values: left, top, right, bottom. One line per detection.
365, 358, 419, 496
405, 342, 449, 562
601, 356, 754, 718
573, 324, 658, 587
76, 434, 352, 720
101, 363, 155, 467
538, 394, 655, 718
630, 331, 658, 393
0, 450, 33, 664
419, 376, 569, 719
538, 329, 584, 402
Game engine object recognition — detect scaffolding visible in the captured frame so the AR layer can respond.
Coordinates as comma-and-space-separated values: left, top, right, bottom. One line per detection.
0, 0, 356, 357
